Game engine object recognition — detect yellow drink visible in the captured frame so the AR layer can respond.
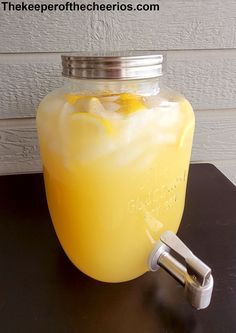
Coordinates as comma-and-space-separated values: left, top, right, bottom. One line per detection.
37, 90, 194, 282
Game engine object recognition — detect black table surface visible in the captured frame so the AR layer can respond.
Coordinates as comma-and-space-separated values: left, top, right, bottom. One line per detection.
0, 164, 236, 333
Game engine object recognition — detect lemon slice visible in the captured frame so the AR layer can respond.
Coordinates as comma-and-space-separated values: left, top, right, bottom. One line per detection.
62, 111, 117, 165
178, 100, 195, 148
99, 94, 119, 102
117, 93, 146, 115
64, 94, 83, 104
74, 97, 105, 116
69, 112, 106, 138
76, 112, 114, 135
73, 97, 115, 134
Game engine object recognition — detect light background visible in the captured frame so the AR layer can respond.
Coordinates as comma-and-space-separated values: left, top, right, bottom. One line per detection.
0, 0, 236, 183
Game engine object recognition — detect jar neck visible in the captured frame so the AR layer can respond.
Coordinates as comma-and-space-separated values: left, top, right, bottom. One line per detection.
63, 77, 161, 96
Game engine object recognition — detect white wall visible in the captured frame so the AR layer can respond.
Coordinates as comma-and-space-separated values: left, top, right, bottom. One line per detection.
0, 0, 236, 183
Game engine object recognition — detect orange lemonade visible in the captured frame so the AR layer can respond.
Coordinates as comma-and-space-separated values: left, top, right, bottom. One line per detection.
37, 90, 194, 282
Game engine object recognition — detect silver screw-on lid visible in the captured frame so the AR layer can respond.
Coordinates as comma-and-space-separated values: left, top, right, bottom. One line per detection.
61, 51, 163, 80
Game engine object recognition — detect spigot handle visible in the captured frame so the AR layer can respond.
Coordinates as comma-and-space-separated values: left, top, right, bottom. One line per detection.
160, 231, 211, 286
149, 231, 214, 310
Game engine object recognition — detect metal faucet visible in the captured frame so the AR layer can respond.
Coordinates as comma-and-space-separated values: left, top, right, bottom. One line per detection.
149, 231, 214, 310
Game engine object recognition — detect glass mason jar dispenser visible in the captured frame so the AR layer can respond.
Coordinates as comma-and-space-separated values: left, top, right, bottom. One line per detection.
37, 52, 213, 309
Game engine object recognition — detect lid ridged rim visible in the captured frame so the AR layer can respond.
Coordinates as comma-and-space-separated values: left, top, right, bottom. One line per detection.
61, 51, 164, 80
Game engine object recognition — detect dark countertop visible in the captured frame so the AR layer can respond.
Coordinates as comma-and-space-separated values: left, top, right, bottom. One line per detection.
0, 164, 236, 333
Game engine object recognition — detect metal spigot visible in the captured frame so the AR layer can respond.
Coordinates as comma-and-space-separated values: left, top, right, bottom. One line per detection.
149, 231, 214, 310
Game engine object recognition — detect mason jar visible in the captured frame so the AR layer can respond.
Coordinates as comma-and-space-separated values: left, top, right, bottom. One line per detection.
37, 52, 195, 283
